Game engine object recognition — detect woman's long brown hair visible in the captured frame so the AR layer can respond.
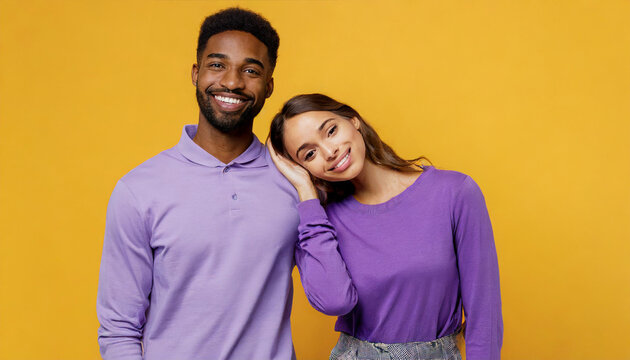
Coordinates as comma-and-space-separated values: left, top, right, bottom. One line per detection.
269, 93, 429, 204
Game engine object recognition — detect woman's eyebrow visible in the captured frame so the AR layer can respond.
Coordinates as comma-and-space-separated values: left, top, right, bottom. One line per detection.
296, 143, 312, 158
295, 118, 336, 158
318, 118, 335, 131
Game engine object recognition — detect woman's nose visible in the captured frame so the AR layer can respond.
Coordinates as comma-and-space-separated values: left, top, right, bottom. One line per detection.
322, 144, 339, 161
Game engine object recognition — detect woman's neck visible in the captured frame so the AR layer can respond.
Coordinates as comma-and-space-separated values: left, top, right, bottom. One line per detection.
350, 160, 421, 205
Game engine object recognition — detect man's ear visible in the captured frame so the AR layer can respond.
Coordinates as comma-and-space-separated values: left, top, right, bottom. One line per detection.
191, 63, 199, 87
266, 77, 274, 98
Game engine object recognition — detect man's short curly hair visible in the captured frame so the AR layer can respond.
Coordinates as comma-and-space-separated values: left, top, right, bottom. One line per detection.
197, 8, 280, 69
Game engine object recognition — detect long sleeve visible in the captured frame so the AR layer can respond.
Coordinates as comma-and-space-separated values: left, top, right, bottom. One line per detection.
453, 176, 503, 360
294, 199, 357, 316
97, 180, 153, 360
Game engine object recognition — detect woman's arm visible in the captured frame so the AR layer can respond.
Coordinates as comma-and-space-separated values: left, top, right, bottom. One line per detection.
295, 200, 358, 315
453, 176, 503, 360
267, 142, 357, 316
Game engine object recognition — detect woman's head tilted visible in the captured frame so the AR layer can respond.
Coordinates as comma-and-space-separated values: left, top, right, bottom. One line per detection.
269, 93, 426, 202
270, 94, 366, 182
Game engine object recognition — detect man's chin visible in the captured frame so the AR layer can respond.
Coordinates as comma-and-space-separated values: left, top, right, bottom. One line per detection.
197, 97, 262, 133
206, 113, 253, 134
213, 122, 248, 134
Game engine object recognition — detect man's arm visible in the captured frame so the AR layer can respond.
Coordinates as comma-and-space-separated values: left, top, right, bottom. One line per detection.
97, 180, 153, 360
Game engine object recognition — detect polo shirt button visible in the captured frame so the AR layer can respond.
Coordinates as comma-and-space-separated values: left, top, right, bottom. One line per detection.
232, 194, 238, 200
223, 166, 230, 173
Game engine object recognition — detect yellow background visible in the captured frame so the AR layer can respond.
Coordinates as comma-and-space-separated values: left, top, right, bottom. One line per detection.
1, 0, 629, 359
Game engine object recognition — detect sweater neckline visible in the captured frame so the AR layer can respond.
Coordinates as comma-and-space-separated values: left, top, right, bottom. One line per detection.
340, 166, 434, 214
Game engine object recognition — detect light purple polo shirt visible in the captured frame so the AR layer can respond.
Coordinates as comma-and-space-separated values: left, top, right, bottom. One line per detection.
97, 125, 301, 360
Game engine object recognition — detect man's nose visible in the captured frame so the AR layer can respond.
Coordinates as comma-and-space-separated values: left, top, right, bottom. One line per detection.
219, 68, 245, 90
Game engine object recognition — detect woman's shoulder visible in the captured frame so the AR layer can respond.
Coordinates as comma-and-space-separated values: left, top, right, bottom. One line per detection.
421, 166, 487, 202
422, 166, 472, 189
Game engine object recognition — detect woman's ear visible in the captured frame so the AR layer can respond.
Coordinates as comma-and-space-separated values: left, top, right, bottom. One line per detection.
351, 117, 361, 130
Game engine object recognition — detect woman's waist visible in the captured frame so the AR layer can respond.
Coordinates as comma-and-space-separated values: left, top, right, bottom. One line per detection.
334, 310, 463, 344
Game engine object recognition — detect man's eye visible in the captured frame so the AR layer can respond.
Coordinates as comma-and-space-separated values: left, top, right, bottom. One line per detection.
208, 63, 224, 69
304, 150, 315, 161
244, 68, 260, 75
328, 125, 337, 136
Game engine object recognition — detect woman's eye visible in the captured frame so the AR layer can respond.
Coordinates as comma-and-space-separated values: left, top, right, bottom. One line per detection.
328, 125, 337, 136
304, 150, 315, 161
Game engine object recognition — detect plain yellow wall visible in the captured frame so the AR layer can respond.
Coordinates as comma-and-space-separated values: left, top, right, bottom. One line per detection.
1, 0, 629, 359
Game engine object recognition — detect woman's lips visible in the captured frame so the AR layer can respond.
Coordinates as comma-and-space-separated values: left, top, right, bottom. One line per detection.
329, 149, 351, 172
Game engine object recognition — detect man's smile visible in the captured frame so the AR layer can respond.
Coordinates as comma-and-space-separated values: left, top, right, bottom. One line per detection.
208, 91, 251, 112
214, 95, 245, 104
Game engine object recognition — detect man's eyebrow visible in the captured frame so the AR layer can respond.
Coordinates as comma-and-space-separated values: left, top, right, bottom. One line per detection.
207, 53, 228, 59
206, 54, 264, 69
295, 118, 336, 158
245, 58, 264, 69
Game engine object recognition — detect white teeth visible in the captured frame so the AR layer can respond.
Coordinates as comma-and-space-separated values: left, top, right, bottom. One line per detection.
334, 153, 350, 169
214, 95, 244, 104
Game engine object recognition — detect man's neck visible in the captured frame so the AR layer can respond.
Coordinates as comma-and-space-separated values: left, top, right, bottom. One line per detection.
193, 117, 254, 165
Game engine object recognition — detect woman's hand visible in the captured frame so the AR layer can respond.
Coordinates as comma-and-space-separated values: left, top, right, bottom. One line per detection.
267, 141, 318, 202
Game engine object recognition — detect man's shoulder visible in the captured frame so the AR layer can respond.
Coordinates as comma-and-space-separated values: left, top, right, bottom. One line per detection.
118, 147, 181, 188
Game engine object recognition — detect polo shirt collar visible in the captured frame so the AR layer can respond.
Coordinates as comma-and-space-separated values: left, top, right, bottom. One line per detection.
176, 125, 267, 168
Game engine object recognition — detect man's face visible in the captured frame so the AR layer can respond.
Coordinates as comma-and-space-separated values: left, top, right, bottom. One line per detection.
192, 30, 274, 133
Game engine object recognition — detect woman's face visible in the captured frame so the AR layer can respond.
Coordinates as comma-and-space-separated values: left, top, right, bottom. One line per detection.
282, 110, 366, 182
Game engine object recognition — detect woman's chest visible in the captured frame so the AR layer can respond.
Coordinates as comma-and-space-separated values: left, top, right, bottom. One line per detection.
330, 207, 458, 291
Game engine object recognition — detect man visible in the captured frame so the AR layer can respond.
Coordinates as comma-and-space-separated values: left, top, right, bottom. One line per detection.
97, 8, 301, 360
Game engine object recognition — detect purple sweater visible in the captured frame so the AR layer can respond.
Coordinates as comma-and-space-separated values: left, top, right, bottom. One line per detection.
295, 166, 503, 360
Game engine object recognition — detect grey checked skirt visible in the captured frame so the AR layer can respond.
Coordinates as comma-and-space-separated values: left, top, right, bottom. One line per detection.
329, 330, 462, 360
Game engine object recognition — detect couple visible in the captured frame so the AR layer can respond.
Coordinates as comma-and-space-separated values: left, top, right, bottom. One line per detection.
96, 7, 503, 360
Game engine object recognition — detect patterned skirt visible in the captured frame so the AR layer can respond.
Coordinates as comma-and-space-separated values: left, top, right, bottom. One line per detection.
329, 330, 462, 360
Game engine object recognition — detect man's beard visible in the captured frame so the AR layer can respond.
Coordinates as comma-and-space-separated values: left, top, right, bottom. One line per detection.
196, 87, 261, 133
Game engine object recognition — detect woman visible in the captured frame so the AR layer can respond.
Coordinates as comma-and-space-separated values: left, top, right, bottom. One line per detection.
268, 94, 502, 360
